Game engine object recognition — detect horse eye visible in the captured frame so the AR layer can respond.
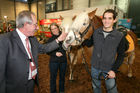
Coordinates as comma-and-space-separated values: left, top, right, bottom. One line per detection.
83, 23, 86, 25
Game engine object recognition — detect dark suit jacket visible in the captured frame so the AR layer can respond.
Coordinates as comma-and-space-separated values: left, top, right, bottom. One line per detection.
0, 30, 59, 93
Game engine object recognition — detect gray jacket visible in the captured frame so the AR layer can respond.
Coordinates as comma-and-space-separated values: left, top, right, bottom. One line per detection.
91, 27, 127, 72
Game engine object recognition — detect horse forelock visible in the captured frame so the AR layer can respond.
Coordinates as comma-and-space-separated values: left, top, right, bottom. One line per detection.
71, 12, 90, 31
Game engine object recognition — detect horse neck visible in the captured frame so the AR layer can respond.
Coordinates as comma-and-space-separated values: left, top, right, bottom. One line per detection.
92, 15, 103, 30
84, 15, 103, 39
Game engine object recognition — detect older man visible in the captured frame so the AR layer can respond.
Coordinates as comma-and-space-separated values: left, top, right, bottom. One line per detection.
0, 10, 67, 93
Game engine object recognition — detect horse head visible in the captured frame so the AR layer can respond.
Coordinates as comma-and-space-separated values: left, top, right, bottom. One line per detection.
62, 8, 103, 50
59, 16, 76, 50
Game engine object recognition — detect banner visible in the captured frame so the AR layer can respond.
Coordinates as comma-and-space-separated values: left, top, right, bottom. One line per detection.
118, 19, 132, 29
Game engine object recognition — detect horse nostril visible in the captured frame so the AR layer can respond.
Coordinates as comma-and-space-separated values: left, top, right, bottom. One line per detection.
83, 23, 86, 25
68, 36, 72, 41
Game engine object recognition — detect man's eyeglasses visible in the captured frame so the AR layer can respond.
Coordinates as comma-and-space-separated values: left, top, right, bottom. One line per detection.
32, 23, 38, 28
27, 22, 38, 28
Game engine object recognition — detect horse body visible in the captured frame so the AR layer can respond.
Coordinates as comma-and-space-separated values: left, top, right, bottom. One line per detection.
119, 29, 137, 77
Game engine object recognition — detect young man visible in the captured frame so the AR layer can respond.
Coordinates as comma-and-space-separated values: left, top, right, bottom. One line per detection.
0, 11, 67, 93
84, 9, 128, 93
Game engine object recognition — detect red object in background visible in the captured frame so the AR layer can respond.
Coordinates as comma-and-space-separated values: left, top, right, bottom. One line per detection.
100, 16, 103, 19
40, 31, 52, 38
10, 29, 14, 31
40, 19, 61, 25
127, 19, 131, 23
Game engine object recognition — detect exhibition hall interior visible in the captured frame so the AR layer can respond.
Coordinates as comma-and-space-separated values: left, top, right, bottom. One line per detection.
0, 0, 140, 93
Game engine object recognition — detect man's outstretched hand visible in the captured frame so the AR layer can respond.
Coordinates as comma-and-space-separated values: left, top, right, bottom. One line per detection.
57, 29, 68, 41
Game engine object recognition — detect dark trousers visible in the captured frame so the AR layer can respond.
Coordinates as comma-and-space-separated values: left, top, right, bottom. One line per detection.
49, 61, 67, 93
26, 79, 35, 93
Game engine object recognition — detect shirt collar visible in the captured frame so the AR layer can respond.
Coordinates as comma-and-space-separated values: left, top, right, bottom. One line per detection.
98, 27, 117, 35
16, 28, 27, 40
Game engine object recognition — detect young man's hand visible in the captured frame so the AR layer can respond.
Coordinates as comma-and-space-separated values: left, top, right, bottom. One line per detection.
108, 70, 116, 79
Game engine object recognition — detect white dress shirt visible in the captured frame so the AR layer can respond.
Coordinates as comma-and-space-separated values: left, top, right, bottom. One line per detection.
16, 28, 32, 80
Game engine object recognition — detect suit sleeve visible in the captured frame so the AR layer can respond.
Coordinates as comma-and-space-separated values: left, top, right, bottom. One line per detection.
36, 38, 60, 53
0, 36, 8, 93
111, 36, 129, 72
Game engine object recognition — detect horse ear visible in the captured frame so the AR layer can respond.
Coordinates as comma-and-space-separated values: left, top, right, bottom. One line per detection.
88, 8, 97, 19
72, 15, 77, 21
59, 15, 64, 20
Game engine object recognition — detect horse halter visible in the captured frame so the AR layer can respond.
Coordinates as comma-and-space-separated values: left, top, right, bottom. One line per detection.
79, 19, 92, 38
72, 19, 93, 43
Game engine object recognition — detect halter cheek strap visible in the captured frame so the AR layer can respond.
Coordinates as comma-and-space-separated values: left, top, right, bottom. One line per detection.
79, 19, 94, 38
72, 19, 96, 43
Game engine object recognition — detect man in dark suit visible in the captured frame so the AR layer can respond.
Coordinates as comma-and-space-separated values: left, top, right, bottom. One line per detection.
0, 10, 67, 93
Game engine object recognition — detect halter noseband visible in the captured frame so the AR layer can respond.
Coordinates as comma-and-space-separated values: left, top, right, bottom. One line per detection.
73, 19, 94, 43
79, 22, 92, 38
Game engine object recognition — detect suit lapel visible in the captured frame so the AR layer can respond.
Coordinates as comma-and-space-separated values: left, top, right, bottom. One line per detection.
12, 30, 37, 66
12, 30, 28, 57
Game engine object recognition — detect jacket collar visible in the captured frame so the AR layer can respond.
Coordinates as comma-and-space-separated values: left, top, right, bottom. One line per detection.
98, 27, 117, 36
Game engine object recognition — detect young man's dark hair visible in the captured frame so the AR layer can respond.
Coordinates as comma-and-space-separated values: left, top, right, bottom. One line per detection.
103, 9, 118, 20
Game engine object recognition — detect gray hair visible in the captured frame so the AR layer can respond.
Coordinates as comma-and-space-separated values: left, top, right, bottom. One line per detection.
16, 10, 35, 28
